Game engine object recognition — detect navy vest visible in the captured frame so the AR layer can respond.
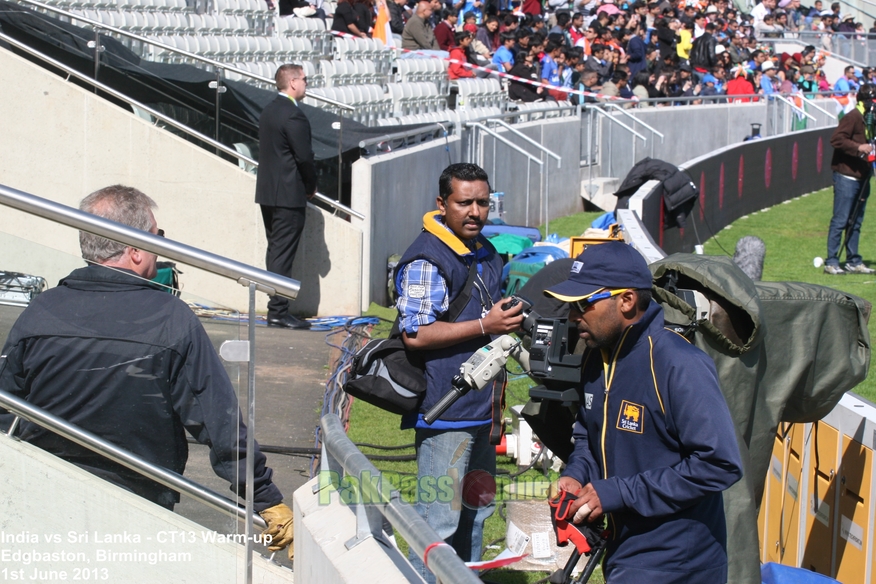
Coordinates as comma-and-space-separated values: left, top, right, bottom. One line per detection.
396, 226, 504, 426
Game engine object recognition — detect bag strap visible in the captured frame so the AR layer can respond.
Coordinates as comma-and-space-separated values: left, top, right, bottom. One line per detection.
443, 259, 480, 324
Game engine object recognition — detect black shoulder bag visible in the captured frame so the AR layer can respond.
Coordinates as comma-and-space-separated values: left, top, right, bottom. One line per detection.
343, 261, 479, 415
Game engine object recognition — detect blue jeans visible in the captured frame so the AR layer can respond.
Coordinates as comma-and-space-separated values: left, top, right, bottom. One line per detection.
408, 425, 496, 583
827, 171, 870, 267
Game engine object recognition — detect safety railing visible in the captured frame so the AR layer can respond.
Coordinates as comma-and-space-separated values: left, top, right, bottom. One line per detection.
316, 413, 481, 584
0, 31, 362, 221
0, 182, 303, 584
486, 118, 562, 234
467, 121, 545, 228
0, 390, 268, 530
604, 102, 664, 159
756, 33, 872, 67
0, 183, 299, 298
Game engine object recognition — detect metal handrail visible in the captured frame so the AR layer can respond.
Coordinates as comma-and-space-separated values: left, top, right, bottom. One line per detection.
488, 118, 562, 167
803, 96, 839, 120
775, 94, 817, 121
466, 122, 545, 165
0, 32, 243, 162
320, 414, 481, 584
0, 183, 300, 299
1, 32, 363, 221
358, 123, 452, 148
357, 106, 580, 152
755, 35, 870, 68
590, 107, 647, 142
603, 103, 665, 142
0, 389, 268, 530
16, 0, 355, 111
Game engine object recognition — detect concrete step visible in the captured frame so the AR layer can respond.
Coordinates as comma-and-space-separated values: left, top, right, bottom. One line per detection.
580, 177, 620, 212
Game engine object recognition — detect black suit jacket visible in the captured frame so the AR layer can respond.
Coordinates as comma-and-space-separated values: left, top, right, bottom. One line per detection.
255, 94, 317, 208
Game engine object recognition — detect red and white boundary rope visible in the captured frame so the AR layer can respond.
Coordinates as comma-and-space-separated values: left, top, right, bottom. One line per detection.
327, 29, 637, 102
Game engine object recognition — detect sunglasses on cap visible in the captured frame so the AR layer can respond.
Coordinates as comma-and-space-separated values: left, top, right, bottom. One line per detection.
570, 288, 629, 312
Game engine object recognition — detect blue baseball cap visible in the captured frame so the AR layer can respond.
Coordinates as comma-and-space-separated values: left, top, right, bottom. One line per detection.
703, 74, 718, 85
544, 242, 652, 302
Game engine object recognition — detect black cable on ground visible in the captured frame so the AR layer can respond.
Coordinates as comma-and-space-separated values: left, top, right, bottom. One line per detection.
355, 442, 415, 450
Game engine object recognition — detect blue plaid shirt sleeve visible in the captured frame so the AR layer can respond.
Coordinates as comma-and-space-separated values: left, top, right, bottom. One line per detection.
396, 260, 449, 334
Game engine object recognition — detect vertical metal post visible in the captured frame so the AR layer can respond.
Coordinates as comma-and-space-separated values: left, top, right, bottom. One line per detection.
245, 282, 257, 584
544, 151, 550, 237
338, 117, 344, 203
6, 416, 20, 437
608, 113, 613, 177
88, 27, 103, 94
525, 160, 531, 226
491, 128, 497, 185
538, 152, 544, 227
209, 68, 226, 146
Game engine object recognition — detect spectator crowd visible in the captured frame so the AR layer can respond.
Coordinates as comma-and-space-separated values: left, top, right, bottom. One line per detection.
316, 0, 876, 106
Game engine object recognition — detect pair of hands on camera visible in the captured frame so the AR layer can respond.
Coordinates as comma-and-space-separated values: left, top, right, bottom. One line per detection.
555, 477, 604, 524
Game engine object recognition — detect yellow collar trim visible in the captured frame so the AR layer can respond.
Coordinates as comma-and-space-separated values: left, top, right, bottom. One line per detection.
422, 210, 482, 256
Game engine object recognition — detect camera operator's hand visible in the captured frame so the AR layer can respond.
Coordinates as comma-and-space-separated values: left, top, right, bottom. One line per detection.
481, 298, 524, 335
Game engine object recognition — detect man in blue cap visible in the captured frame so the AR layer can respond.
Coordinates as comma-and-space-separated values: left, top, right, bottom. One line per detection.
544, 241, 743, 584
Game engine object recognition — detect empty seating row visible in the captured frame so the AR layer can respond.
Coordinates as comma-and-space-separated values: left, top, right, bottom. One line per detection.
147, 34, 318, 64
386, 82, 445, 117
123, 0, 194, 13
215, 0, 274, 18
510, 100, 577, 121
304, 84, 392, 126
225, 60, 324, 88
396, 57, 449, 94
275, 14, 330, 55
320, 59, 382, 87
375, 107, 504, 128
455, 78, 505, 109
332, 35, 391, 72
72, 11, 263, 36
35, 0, 192, 13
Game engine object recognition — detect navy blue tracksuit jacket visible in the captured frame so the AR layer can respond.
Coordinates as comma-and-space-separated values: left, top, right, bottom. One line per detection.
562, 301, 743, 584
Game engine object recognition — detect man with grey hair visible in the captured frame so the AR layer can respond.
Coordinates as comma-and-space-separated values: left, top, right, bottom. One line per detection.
0, 185, 296, 559
256, 63, 316, 329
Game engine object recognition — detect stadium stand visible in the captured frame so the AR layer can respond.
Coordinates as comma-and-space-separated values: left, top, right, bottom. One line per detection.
20, 0, 580, 130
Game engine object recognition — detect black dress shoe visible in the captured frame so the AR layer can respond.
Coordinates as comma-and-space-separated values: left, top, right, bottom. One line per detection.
266, 314, 311, 329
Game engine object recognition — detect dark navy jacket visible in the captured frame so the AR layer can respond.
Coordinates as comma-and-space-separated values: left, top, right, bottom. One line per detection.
0, 265, 282, 511
562, 301, 742, 584
396, 212, 504, 431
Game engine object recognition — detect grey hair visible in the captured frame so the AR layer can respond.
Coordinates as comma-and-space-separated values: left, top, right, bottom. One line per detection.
79, 185, 157, 264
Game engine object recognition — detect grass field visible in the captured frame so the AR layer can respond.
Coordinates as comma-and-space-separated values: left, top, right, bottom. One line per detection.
348, 189, 874, 582
701, 185, 876, 401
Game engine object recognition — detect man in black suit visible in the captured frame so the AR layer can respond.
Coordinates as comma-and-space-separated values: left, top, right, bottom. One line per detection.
256, 64, 316, 329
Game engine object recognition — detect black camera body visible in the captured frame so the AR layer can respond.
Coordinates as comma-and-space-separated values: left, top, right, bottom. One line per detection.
503, 295, 583, 405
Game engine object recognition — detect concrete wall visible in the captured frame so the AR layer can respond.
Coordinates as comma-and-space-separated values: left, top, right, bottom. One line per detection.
350, 137, 464, 310
598, 102, 768, 178
479, 117, 582, 227
0, 435, 293, 584
293, 477, 424, 584
596, 99, 837, 184
0, 47, 361, 315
